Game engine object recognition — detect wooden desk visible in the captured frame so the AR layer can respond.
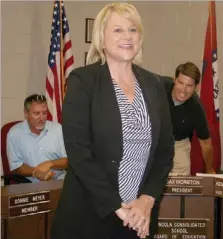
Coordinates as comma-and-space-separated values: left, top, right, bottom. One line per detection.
154, 176, 223, 239
1, 180, 63, 239
1, 177, 222, 239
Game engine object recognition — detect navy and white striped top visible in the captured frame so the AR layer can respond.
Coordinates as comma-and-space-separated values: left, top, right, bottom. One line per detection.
113, 79, 152, 203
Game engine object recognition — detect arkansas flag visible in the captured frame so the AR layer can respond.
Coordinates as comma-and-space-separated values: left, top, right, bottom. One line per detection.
190, 0, 221, 174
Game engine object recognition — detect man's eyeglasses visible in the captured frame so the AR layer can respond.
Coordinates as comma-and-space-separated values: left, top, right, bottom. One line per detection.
24, 94, 47, 105
30, 94, 46, 102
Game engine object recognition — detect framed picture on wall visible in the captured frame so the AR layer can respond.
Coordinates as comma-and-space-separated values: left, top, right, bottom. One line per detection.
85, 18, 94, 43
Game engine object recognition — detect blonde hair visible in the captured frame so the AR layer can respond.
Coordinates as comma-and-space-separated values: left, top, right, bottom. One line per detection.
86, 2, 143, 66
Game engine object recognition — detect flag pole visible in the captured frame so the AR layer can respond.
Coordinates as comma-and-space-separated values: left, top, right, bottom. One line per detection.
60, 0, 65, 100
209, 1, 214, 50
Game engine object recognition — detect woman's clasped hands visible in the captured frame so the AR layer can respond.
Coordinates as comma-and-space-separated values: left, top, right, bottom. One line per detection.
115, 195, 155, 239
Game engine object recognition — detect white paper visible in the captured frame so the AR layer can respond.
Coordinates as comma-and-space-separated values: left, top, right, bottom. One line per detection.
196, 173, 223, 178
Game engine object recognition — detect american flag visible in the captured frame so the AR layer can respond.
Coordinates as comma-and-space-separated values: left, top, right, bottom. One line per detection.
46, 0, 74, 123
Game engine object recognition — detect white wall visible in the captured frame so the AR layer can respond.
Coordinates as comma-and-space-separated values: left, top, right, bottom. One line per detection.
1, 1, 223, 168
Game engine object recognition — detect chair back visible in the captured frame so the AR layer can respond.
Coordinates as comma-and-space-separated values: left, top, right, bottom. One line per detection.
1, 121, 22, 175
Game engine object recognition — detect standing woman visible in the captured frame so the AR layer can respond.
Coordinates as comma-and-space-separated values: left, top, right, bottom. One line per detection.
51, 2, 174, 239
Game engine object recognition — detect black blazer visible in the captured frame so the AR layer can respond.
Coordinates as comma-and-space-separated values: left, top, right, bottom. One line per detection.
51, 62, 174, 239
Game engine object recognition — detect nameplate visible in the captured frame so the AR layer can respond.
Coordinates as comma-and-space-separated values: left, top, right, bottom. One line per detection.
9, 191, 50, 218
164, 177, 202, 195
215, 178, 223, 198
154, 218, 208, 239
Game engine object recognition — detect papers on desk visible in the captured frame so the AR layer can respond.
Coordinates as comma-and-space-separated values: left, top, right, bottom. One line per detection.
196, 173, 223, 178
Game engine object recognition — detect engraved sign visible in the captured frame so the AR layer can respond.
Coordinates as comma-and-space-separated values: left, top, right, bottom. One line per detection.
154, 218, 208, 239
9, 191, 50, 207
9, 191, 50, 218
165, 177, 202, 195
10, 202, 49, 217
215, 178, 223, 198
165, 186, 202, 195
